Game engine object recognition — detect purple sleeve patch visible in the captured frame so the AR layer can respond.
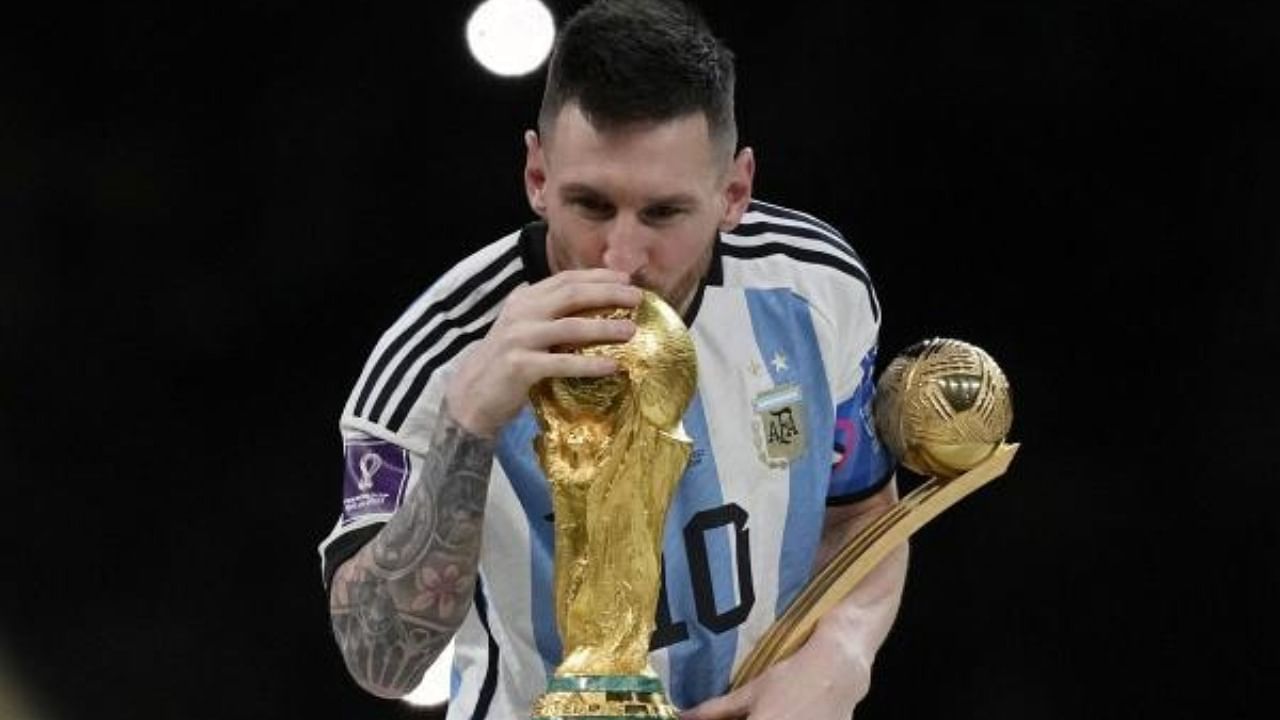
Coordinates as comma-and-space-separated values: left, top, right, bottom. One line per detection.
341, 439, 411, 525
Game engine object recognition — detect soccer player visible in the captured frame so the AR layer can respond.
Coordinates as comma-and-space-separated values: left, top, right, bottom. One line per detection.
319, 1, 906, 717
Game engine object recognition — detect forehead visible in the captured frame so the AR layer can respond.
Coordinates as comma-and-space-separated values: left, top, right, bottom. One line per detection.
543, 104, 721, 195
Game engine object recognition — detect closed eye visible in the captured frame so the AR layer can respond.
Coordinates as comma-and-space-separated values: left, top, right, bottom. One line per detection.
641, 204, 686, 224
569, 195, 614, 219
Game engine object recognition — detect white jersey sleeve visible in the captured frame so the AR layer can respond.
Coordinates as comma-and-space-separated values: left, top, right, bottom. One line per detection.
317, 230, 527, 587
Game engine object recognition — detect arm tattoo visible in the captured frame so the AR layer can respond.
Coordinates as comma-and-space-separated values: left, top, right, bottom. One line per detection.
329, 406, 495, 697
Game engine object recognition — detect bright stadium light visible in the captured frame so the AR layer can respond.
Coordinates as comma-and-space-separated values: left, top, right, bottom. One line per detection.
403, 639, 455, 708
466, 0, 556, 77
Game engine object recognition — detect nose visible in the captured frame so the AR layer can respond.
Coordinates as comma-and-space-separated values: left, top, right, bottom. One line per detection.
600, 217, 649, 277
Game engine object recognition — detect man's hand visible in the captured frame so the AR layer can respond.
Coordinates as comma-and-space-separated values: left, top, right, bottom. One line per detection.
679, 630, 870, 720
445, 268, 641, 438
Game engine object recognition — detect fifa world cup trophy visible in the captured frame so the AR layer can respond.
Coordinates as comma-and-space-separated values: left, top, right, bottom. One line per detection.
528, 291, 697, 719
731, 337, 1019, 687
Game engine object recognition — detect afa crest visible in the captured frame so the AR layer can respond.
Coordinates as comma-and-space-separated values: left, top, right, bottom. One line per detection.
751, 383, 807, 467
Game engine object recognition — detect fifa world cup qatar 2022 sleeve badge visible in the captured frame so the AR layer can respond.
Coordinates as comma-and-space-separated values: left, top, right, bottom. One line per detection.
340, 439, 410, 525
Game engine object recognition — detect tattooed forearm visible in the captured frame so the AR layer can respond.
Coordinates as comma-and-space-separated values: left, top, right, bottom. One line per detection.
329, 405, 495, 698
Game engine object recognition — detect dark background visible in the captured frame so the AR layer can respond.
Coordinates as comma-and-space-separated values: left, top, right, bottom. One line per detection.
2, 0, 1277, 718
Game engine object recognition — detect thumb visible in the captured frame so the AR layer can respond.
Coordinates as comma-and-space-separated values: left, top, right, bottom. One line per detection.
680, 685, 754, 720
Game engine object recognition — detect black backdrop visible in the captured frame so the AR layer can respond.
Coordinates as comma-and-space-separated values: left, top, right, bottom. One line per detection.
2, 1, 1277, 718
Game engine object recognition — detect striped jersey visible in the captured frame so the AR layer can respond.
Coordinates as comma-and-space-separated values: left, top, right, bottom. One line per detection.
318, 199, 893, 717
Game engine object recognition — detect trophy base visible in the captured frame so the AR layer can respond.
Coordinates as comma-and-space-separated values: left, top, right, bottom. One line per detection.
531, 674, 679, 719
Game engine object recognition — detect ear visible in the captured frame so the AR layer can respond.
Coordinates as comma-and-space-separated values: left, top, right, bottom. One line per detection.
718, 146, 756, 231
524, 129, 548, 218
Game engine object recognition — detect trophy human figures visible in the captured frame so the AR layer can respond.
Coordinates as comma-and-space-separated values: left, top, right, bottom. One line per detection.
528, 291, 697, 720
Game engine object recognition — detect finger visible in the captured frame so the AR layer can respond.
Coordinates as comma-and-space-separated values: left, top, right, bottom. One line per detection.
514, 349, 620, 380
679, 687, 753, 720
502, 281, 642, 325
542, 268, 633, 287
516, 316, 636, 350
543, 281, 644, 317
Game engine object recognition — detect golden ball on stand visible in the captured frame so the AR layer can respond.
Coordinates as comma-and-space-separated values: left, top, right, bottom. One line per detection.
873, 338, 1013, 480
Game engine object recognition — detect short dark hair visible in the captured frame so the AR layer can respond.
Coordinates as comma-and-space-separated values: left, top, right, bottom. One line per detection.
538, 0, 737, 156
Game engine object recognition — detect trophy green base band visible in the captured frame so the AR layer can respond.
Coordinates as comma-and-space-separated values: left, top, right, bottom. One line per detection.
531, 675, 678, 719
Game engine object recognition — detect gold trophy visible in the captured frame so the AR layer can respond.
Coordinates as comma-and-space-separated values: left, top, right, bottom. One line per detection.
731, 337, 1019, 687
528, 291, 697, 719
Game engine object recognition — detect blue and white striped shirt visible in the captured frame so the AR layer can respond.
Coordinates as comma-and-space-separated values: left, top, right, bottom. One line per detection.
319, 199, 893, 717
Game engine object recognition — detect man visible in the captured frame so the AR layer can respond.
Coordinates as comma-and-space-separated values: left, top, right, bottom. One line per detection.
319, 1, 907, 717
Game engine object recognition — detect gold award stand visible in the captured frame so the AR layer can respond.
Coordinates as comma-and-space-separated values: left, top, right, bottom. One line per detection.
733, 337, 1019, 688
731, 443, 1019, 688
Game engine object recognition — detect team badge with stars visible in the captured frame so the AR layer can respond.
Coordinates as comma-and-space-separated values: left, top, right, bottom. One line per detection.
751, 382, 807, 468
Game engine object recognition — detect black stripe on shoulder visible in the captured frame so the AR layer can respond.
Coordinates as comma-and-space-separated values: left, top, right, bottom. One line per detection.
719, 241, 880, 321
368, 269, 523, 427
469, 577, 500, 720
384, 318, 500, 432
731, 220, 864, 266
519, 221, 552, 283
748, 200, 847, 246
354, 242, 522, 418
321, 522, 385, 590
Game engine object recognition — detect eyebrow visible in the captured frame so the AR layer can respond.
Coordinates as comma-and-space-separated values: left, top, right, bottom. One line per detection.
558, 183, 604, 198
559, 183, 697, 207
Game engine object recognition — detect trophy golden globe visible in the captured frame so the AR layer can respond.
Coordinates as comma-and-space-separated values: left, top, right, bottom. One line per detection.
731, 337, 1019, 688
528, 290, 696, 719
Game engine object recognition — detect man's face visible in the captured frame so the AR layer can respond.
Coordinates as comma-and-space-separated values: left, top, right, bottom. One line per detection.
524, 103, 754, 312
